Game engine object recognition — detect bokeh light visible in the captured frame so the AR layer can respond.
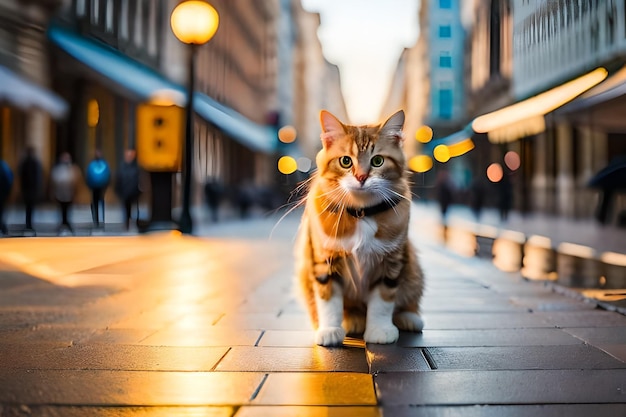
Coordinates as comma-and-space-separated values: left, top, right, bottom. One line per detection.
433, 145, 450, 163
297, 156, 312, 173
504, 150, 521, 171
487, 162, 504, 182
448, 138, 475, 157
408, 155, 433, 173
278, 156, 297, 174
415, 125, 433, 143
278, 125, 297, 143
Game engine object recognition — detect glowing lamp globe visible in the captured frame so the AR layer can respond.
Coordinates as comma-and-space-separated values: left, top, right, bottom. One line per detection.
171, 1, 219, 45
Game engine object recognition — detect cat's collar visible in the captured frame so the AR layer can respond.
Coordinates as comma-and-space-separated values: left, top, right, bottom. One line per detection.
334, 195, 404, 218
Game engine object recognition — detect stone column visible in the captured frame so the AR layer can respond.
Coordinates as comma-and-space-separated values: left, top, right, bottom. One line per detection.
555, 122, 575, 217
531, 130, 551, 212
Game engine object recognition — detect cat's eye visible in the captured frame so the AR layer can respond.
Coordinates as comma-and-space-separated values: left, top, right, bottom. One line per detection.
339, 156, 353, 168
371, 155, 384, 167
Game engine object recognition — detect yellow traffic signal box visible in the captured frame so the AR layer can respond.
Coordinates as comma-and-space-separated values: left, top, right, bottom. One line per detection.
136, 104, 184, 171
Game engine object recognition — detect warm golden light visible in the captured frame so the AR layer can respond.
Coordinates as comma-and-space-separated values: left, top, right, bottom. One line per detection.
278, 125, 297, 143
433, 145, 450, 163
278, 156, 297, 174
408, 155, 433, 173
447, 138, 475, 157
472, 67, 608, 138
171, 1, 219, 45
415, 125, 433, 143
87, 99, 99, 127
486, 163, 503, 182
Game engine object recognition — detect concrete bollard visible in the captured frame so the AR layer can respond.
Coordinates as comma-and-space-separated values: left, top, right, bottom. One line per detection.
556, 243, 603, 288
475, 225, 499, 260
521, 235, 557, 281
600, 252, 626, 289
492, 230, 526, 272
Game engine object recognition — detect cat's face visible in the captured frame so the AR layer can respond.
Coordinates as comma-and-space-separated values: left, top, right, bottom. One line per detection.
315, 110, 407, 206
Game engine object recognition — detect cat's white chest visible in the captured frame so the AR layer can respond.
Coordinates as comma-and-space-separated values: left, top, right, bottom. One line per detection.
326, 217, 381, 255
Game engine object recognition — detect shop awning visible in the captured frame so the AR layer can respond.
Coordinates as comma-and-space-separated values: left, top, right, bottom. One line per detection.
555, 65, 626, 131
471, 67, 608, 143
0, 65, 68, 119
47, 24, 277, 153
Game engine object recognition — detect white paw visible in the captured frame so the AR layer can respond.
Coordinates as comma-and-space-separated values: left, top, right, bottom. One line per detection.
364, 324, 399, 344
342, 314, 366, 335
393, 312, 424, 332
315, 326, 346, 346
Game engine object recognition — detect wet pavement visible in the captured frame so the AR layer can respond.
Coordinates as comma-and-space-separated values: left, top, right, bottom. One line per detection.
0, 206, 625, 416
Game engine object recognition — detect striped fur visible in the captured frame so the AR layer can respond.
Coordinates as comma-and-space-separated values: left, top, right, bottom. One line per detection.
294, 110, 424, 346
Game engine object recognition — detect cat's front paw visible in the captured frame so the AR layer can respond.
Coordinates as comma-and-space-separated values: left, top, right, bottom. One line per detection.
315, 326, 346, 347
364, 324, 399, 344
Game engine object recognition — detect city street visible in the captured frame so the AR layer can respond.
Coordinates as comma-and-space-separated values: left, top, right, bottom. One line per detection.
0, 206, 625, 416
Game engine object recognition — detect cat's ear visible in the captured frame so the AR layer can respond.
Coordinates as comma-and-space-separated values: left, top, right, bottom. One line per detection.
319, 110, 345, 148
380, 110, 405, 143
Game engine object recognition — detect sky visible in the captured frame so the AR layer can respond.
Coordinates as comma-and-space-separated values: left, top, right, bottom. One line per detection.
301, 0, 420, 124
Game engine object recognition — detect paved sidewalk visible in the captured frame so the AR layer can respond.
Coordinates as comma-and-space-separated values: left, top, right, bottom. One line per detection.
0, 210, 625, 415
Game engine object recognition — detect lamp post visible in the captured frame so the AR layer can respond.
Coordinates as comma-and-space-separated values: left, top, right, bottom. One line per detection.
170, 1, 219, 234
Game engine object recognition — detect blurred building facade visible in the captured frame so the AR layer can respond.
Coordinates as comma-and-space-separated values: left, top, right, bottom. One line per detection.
0, 0, 67, 189
387, 0, 626, 225
382, 0, 468, 191
0, 0, 345, 213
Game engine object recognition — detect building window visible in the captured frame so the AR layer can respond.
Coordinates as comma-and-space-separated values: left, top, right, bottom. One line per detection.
439, 89, 452, 119
439, 25, 452, 38
439, 54, 452, 67
439, 0, 452, 8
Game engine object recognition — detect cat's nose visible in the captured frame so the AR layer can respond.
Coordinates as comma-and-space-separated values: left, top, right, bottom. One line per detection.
355, 173, 368, 185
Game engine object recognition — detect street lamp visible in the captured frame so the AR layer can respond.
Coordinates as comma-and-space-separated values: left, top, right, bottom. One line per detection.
170, 1, 219, 234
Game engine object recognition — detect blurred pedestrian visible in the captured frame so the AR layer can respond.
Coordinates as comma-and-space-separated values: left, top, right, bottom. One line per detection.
204, 176, 223, 222
86, 149, 111, 227
50, 152, 81, 234
498, 170, 513, 222
469, 175, 486, 221
0, 158, 13, 235
435, 168, 454, 223
18, 146, 43, 232
115, 149, 141, 229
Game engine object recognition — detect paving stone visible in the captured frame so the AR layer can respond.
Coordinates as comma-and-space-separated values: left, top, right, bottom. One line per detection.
540, 310, 626, 327
375, 370, 626, 405
426, 345, 626, 370
0, 406, 235, 417
235, 405, 381, 417
510, 294, 597, 311
367, 346, 431, 373
138, 327, 261, 347
214, 313, 309, 331
563, 326, 626, 345
422, 312, 549, 330
421, 297, 525, 313
380, 404, 626, 417
258, 330, 315, 347
562, 327, 626, 362
0, 370, 265, 405
0, 344, 229, 371
397, 328, 583, 347
254, 373, 377, 406
216, 346, 368, 372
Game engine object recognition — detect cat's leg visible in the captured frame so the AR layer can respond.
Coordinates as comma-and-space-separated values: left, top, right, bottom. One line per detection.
342, 306, 366, 335
363, 283, 399, 344
393, 310, 424, 332
314, 276, 346, 346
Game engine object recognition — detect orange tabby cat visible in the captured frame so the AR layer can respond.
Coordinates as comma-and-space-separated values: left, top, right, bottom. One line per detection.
295, 109, 424, 346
